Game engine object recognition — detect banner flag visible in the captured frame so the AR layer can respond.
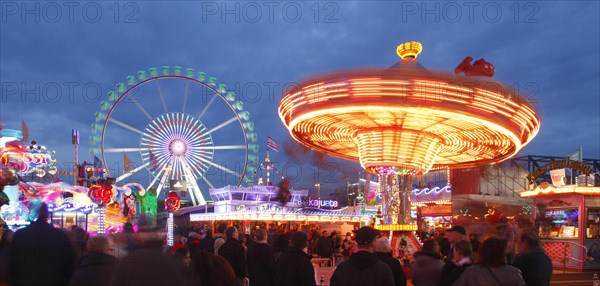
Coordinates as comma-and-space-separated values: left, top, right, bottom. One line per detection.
21, 118, 29, 142
566, 147, 582, 162
93, 155, 104, 177
267, 136, 280, 152
123, 153, 132, 173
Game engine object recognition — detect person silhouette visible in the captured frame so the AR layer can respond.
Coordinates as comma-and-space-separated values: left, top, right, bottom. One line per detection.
7, 203, 76, 286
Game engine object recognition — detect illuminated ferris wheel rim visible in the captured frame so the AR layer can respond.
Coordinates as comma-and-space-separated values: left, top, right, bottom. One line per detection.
91, 67, 259, 189
279, 64, 541, 174
100, 75, 247, 156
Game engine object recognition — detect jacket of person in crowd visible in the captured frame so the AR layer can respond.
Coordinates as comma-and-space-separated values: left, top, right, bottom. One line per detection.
7, 203, 76, 286
439, 240, 473, 286
453, 237, 525, 286
213, 223, 228, 255
374, 237, 407, 286
444, 226, 467, 262
330, 227, 394, 286
218, 227, 248, 282
411, 239, 444, 286
317, 230, 334, 259
512, 232, 552, 286
191, 251, 237, 286
247, 229, 275, 286
274, 231, 316, 286
69, 235, 119, 286
111, 231, 189, 286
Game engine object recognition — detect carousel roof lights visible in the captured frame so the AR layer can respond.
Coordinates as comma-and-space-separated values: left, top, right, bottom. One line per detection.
280, 41, 540, 175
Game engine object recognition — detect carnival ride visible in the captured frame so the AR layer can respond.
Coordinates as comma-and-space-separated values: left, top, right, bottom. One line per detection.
90, 66, 260, 206
279, 41, 541, 226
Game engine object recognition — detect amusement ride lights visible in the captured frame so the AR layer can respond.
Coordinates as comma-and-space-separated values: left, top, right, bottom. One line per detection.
279, 41, 541, 226
90, 66, 260, 206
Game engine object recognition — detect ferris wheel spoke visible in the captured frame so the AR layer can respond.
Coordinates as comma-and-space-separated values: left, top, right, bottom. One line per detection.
207, 116, 238, 135
205, 160, 242, 178
105, 147, 144, 153
182, 81, 190, 114
133, 99, 153, 121
197, 93, 218, 120
156, 80, 168, 113
180, 159, 207, 205
198, 172, 215, 189
116, 162, 150, 183
195, 145, 246, 150
108, 118, 144, 135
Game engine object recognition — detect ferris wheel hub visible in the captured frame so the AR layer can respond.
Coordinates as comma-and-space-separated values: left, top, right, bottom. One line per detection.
170, 139, 187, 156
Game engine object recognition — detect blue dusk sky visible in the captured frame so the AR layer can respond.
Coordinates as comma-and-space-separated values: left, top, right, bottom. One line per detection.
1, 1, 599, 198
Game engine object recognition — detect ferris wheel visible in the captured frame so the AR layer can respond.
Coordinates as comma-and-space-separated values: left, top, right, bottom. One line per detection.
90, 66, 260, 205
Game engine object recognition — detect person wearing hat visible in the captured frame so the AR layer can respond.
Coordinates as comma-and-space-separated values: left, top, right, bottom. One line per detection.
445, 225, 467, 262
274, 231, 316, 286
330, 226, 394, 286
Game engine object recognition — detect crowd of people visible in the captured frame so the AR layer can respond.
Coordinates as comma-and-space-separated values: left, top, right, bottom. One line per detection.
0, 203, 554, 286
411, 225, 553, 286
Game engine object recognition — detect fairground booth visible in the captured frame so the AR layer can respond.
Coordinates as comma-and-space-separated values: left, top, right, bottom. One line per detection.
189, 184, 373, 237
520, 159, 600, 270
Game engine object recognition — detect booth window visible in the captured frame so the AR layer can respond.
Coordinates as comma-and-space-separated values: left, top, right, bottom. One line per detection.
587, 208, 600, 239
538, 209, 579, 238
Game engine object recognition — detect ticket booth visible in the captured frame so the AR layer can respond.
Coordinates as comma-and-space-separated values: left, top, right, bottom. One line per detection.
521, 185, 600, 270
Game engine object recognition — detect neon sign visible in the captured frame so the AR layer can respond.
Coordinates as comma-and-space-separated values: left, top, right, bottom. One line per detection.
308, 199, 339, 208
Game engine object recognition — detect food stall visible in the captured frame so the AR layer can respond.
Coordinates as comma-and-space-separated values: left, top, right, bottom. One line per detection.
521, 185, 600, 270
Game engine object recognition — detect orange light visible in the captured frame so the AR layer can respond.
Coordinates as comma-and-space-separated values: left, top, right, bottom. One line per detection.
374, 224, 418, 231
520, 186, 600, 197
396, 41, 423, 59
279, 46, 540, 175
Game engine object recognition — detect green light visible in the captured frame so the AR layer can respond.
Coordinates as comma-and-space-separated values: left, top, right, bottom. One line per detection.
186, 68, 194, 78
127, 76, 136, 86
249, 155, 259, 162
208, 77, 217, 87
161, 66, 170, 75
150, 68, 158, 77
247, 132, 257, 142
95, 112, 106, 121
100, 101, 111, 111
138, 71, 147, 80
239, 111, 249, 120
249, 144, 259, 153
91, 123, 101, 134
197, 72, 206, 82
243, 122, 254, 131
234, 101, 244, 111
218, 83, 227, 94
89, 135, 98, 145
174, 66, 182, 76
226, 92, 236, 102
107, 90, 117, 101
117, 83, 125, 93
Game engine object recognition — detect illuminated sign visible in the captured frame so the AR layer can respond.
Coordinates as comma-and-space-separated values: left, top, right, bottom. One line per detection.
411, 185, 451, 203
308, 199, 339, 208
170, 180, 187, 191
527, 159, 594, 184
